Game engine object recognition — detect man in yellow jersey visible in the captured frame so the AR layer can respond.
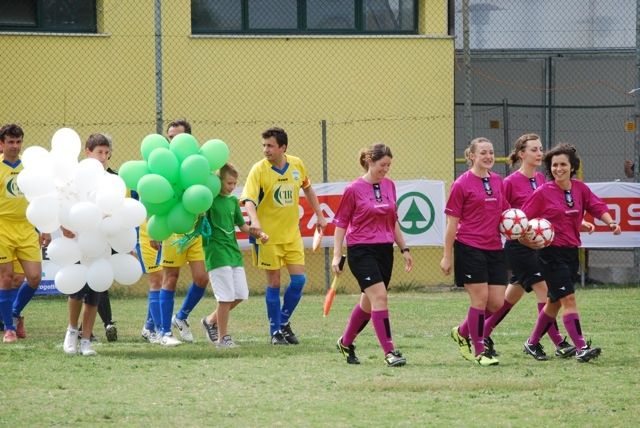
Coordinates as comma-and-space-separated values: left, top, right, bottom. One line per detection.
241, 127, 327, 345
0, 124, 51, 343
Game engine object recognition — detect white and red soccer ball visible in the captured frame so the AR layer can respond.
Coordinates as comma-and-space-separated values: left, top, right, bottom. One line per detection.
527, 217, 555, 247
499, 208, 529, 240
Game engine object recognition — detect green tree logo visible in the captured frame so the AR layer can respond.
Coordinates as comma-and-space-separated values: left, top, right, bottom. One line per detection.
397, 192, 435, 234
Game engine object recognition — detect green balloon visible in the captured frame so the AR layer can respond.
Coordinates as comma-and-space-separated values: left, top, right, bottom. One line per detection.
148, 148, 179, 184
137, 174, 174, 204
180, 154, 210, 187
182, 184, 214, 215
144, 198, 177, 216
147, 214, 172, 241
205, 173, 221, 198
141, 134, 170, 160
167, 202, 196, 234
118, 160, 149, 190
200, 139, 230, 171
169, 133, 199, 163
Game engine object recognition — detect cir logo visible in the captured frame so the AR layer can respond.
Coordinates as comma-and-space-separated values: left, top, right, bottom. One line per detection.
397, 192, 435, 234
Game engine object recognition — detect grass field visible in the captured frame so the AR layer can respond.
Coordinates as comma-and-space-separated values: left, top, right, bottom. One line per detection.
1, 287, 639, 427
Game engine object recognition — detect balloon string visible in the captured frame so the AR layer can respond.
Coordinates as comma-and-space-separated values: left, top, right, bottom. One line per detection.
171, 215, 212, 253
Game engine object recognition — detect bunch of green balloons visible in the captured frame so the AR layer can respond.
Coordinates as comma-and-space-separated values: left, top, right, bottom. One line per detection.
119, 134, 229, 240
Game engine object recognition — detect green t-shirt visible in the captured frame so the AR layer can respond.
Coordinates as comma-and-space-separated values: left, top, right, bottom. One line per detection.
204, 194, 246, 270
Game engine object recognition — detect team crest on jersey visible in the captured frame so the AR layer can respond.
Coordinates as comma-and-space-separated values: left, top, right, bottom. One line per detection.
292, 169, 300, 181
273, 184, 294, 207
5, 176, 23, 198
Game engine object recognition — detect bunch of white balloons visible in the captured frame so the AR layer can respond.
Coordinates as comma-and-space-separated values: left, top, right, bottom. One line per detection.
17, 128, 146, 294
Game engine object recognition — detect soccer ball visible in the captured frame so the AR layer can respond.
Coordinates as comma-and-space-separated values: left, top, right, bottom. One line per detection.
499, 208, 529, 240
527, 218, 555, 247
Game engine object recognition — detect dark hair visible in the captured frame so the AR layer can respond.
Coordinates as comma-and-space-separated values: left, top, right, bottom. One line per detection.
543, 142, 580, 179
85, 133, 112, 152
219, 162, 238, 179
261, 127, 288, 147
508, 133, 540, 166
167, 119, 192, 134
464, 137, 492, 167
0, 123, 24, 141
359, 143, 392, 171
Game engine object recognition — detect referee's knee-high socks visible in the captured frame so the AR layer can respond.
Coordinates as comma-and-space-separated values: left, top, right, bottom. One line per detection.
341, 303, 371, 346
159, 289, 175, 335
371, 309, 395, 355
528, 308, 555, 345
562, 312, 586, 349
465, 307, 485, 356
539, 302, 563, 346
484, 301, 513, 338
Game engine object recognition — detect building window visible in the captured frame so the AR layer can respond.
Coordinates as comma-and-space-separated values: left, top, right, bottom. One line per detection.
192, 0, 418, 35
0, 0, 97, 33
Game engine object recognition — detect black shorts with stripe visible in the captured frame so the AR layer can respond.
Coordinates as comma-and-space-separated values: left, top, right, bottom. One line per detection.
538, 246, 578, 303
347, 243, 394, 291
505, 239, 545, 292
454, 240, 507, 287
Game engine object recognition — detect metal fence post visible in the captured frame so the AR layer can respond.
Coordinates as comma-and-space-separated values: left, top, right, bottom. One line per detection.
154, 0, 164, 135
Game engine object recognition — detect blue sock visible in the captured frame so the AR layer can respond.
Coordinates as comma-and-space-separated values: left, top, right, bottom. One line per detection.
265, 287, 281, 336
177, 283, 206, 320
159, 289, 175, 335
144, 307, 154, 331
12, 283, 37, 318
148, 290, 161, 332
0, 290, 15, 330
281, 274, 306, 326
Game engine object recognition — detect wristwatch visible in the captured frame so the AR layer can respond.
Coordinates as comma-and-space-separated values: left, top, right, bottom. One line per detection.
400, 248, 410, 254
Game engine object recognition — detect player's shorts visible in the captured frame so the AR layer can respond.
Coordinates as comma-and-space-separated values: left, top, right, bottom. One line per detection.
346, 243, 394, 291
136, 223, 162, 274
538, 246, 578, 303
161, 235, 204, 268
0, 220, 41, 264
505, 240, 545, 292
454, 240, 507, 287
69, 284, 100, 306
208, 266, 249, 302
251, 239, 304, 270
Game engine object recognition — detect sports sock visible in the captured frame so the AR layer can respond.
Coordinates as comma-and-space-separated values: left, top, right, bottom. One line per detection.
265, 287, 281, 336
97, 290, 113, 327
12, 283, 37, 318
528, 310, 555, 345
281, 274, 305, 326
177, 283, 206, 320
484, 300, 513, 337
148, 290, 161, 332
371, 309, 394, 355
159, 289, 175, 335
563, 312, 587, 349
467, 307, 485, 356
539, 302, 563, 346
0, 290, 15, 330
341, 303, 371, 346
458, 317, 469, 338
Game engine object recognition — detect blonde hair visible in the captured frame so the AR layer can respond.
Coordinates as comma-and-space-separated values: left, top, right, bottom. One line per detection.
464, 137, 492, 167
359, 143, 392, 171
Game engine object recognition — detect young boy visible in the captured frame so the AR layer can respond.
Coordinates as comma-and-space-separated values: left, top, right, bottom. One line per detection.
201, 163, 267, 348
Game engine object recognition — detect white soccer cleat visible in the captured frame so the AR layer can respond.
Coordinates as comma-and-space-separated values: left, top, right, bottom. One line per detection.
171, 315, 194, 342
160, 333, 182, 347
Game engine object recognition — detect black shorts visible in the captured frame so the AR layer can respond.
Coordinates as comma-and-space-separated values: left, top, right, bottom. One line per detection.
347, 243, 394, 291
69, 285, 100, 306
454, 240, 508, 287
505, 240, 545, 292
538, 246, 578, 303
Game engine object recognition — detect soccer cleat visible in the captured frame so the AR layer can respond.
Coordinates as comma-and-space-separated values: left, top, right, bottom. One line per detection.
523, 340, 549, 361
160, 333, 182, 347
271, 331, 289, 345
63, 328, 79, 354
575, 343, 601, 363
201, 318, 219, 344
141, 327, 153, 342
105, 323, 118, 342
3, 329, 18, 343
79, 339, 97, 356
172, 315, 194, 343
216, 335, 237, 349
554, 338, 577, 358
149, 332, 162, 344
484, 336, 499, 357
14, 316, 25, 339
475, 349, 499, 366
280, 322, 299, 345
336, 337, 360, 364
385, 350, 407, 367
451, 326, 474, 361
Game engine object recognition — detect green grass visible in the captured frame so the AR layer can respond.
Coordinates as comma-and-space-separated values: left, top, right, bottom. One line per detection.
1, 288, 639, 427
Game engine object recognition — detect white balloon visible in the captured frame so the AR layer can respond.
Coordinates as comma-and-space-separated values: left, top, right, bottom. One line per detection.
100, 216, 123, 236
54, 264, 87, 294
107, 227, 137, 254
51, 128, 81, 158
37, 218, 62, 234
58, 198, 77, 231
95, 174, 126, 214
16, 168, 55, 201
110, 253, 143, 285
68, 201, 102, 233
26, 195, 60, 230
21, 146, 51, 170
111, 198, 147, 229
86, 259, 114, 292
50, 149, 79, 184
46, 237, 82, 266
75, 158, 105, 198
77, 230, 110, 259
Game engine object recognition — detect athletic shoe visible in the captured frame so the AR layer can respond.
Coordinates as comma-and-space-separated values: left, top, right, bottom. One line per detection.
384, 350, 406, 367
271, 331, 289, 345
3, 329, 17, 343
575, 343, 601, 363
336, 337, 360, 364
160, 333, 182, 347
475, 349, 499, 366
451, 326, 474, 361
523, 340, 548, 361
14, 316, 25, 339
63, 328, 79, 354
554, 338, 577, 358
216, 335, 237, 349
141, 327, 154, 342
172, 315, 194, 343
201, 318, 219, 344
79, 339, 97, 356
281, 322, 299, 345
484, 336, 499, 357
149, 332, 162, 344
105, 323, 118, 342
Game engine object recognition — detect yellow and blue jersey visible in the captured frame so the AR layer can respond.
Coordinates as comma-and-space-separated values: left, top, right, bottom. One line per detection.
0, 156, 27, 222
